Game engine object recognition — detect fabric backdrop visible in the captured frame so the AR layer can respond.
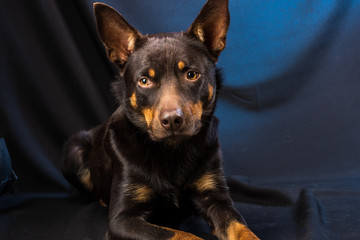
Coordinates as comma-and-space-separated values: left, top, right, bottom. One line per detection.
1, 0, 360, 239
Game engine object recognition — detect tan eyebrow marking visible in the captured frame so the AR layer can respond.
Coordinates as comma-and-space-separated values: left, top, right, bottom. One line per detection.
130, 92, 137, 109
148, 68, 155, 78
178, 61, 185, 70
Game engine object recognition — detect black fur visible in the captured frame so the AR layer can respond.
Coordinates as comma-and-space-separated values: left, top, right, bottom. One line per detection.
62, 1, 259, 239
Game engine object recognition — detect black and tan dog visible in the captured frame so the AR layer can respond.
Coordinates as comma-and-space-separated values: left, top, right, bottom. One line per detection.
62, 0, 259, 239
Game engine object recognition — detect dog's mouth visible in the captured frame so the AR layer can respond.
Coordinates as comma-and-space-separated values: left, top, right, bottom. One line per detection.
147, 120, 202, 144
159, 134, 188, 146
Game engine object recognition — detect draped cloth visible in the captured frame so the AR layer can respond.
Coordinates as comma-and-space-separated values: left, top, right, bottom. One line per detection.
1, 0, 360, 239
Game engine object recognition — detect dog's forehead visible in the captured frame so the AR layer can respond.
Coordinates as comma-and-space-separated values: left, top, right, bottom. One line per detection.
133, 35, 210, 68
145, 36, 181, 50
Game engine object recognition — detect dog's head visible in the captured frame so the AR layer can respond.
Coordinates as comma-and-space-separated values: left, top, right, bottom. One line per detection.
94, 0, 229, 143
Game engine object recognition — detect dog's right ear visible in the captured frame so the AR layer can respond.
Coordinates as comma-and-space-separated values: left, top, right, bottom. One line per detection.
93, 3, 142, 67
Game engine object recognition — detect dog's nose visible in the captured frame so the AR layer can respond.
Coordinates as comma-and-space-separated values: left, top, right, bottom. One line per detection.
160, 109, 184, 131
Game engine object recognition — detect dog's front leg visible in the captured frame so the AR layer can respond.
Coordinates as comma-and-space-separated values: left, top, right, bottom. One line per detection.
105, 216, 203, 240
192, 173, 260, 240
105, 179, 203, 240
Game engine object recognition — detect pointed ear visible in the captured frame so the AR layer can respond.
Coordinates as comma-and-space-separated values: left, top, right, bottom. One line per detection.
186, 0, 230, 61
93, 3, 142, 67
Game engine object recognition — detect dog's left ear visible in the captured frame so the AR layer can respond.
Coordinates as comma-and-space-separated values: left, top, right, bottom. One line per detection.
93, 3, 142, 67
186, 0, 230, 61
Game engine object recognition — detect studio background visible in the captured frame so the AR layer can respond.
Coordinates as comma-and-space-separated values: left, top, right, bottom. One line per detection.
1, 0, 360, 239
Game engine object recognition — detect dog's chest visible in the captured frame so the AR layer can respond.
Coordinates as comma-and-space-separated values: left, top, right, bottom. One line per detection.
139, 147, 202, 188
147, 188, 194, 227
124, 147, 202, 202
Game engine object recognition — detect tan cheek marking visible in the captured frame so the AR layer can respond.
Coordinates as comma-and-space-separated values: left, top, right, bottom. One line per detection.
208, 84, 214, 102
148, 68, 155, 78
178, 61, 185, 70
130, 92, 137, 109
79, 168, 93, 192
142, 108, 154, 127
127, 184, 154, 203
190, 101, 203, 120
227, 221, 260, 240
193, 173, 219, 192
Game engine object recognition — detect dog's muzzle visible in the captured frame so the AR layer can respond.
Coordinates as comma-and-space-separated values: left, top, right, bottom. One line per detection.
159, 108, 184, 132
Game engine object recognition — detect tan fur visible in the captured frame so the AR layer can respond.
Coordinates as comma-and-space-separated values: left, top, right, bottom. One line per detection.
108, 49, 118, 63
99, 198, 108, 207
142, 108, 154, 127
107, 47, 130, 65
193, 24, 205, 42
79, 168, 93, 192
160, 227, 203, 240
216, 35, 226, 51
127, 184, 154, 203
148, 68, 156, 78
208, 84, 214, 102
130, 92, 137, 109
190, 101, 203, 120
127, 34, 136, 53
226, 221, 260, 240
193, 173, 219, 192
178, 61, 185, 70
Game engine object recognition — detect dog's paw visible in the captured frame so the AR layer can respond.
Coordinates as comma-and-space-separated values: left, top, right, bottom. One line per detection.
226, 221, 260, 240
170, 229, 204, 240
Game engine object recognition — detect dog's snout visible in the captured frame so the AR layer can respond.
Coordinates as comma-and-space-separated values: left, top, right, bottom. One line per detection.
160, 109, 184, 131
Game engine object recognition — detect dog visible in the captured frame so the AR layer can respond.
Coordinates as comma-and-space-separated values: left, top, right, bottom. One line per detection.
62, 0, 260, 239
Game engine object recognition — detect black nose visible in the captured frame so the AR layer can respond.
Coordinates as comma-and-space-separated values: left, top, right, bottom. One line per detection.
160, 109, 184, 131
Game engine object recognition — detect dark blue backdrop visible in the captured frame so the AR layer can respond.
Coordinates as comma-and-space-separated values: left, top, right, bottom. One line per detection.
1, 0, 360, 239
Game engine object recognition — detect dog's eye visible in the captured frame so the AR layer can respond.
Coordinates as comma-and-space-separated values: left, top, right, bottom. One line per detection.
138, 77, 152, 88
186, 71, 200, 81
